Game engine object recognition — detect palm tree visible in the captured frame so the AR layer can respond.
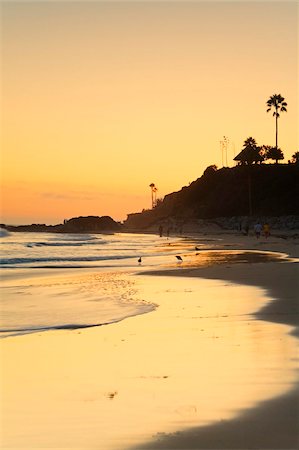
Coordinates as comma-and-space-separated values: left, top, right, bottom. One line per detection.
266, 94, 287, 149
149, 183, 157, 208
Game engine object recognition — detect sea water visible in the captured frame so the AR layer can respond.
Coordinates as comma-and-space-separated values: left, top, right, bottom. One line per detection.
0, 230, 181, 269
0, 230, 194, 337
0, 230, 293, 338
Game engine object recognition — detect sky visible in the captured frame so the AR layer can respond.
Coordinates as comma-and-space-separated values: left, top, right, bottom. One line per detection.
1, 0, 298, 225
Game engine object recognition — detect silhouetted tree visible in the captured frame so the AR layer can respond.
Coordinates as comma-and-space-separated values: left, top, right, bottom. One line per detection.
259, 145, 270, 160
203, 164, 218, 177
154, 198, 164, 208
265, 146, 284, 164
291, 151, 299, 164
266, 94, 287, 149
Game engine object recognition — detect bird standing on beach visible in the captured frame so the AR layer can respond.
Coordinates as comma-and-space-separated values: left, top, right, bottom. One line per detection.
195, 246, 200, 251
175, 255, 183, 262
138, 257, 142, 264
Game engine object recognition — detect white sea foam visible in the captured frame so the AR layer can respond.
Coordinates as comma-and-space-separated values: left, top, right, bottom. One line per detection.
0, 232, 181, 336
0, 228, 10, 237
0, 269, 156, 337
0, 232, 181, 269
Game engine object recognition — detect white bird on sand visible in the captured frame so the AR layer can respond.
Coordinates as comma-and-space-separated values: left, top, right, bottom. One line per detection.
175, 255, 183, 261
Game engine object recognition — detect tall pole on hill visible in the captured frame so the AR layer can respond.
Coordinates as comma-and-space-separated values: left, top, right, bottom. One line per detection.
220, 140, 223, 166
220, 136, 229, 167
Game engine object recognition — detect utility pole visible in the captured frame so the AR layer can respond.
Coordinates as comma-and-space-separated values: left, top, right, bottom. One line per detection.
220, 136, 229, 167
220, 140, 224, 167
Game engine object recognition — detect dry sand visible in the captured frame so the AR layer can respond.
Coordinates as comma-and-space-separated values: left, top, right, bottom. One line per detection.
1, 232, 298, 449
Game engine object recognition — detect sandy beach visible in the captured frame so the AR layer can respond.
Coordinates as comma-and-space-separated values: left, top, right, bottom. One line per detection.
1, 232, 298, 449
134, 233, 299, 449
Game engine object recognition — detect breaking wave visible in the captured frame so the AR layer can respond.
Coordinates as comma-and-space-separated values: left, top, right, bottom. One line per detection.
1, 255, 133, 265
0, 228, 10, 237
26, 241, 106, 247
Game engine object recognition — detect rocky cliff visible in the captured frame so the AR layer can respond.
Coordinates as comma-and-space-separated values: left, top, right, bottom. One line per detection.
124, 164, 299, 230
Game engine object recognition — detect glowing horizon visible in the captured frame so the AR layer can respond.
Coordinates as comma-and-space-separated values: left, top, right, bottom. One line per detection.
1, 1, 297, 225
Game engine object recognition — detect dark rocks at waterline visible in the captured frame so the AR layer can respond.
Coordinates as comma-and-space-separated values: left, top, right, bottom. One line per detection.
4, 216, 122, 234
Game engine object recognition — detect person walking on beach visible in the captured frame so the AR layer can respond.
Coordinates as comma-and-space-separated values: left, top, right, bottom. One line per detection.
254, 221, 262, 239
263, 222, 270, 238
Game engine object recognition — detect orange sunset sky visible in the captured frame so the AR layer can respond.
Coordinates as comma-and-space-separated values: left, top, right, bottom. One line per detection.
1, 0, 298, 225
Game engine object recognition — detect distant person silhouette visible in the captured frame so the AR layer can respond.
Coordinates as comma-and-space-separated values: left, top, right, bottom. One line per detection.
159, 225, 163, 237
263, 223, 270, 238
254, 222, 262, 239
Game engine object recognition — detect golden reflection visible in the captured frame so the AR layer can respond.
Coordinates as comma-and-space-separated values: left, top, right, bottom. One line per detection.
163, 249, 290, 269
1, 274, 297, 449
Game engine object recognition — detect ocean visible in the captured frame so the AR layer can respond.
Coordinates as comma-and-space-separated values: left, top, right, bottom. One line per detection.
0, 229, 181, 269
0, 229, 292, 339
0, 230, 195, 337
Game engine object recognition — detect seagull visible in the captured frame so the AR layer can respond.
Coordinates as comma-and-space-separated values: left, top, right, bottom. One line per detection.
175, 255, 183, 261
195, 246, 200, 250
138, 257, 142, 264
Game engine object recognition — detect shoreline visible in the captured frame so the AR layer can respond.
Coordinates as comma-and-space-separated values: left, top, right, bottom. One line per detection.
1, 233, 298, 449
133, 236, 299, 449
142, 259, 299, 336
133, 386, 299, 450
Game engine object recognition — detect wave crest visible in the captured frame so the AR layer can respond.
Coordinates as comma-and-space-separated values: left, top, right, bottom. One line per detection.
0, 228, 10, 237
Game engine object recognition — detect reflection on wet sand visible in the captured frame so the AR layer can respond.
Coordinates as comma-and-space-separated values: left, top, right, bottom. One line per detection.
1, 268, 297, 449
162, 249, 291, 269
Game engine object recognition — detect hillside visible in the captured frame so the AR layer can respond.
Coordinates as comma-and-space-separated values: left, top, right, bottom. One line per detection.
124, 164, 299, 230
5, 215, 121, 233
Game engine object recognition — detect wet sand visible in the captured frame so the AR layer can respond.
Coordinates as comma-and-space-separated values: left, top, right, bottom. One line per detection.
133, 234, 299, 449
1, 233, 298, 449
134, 388, 299, 449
